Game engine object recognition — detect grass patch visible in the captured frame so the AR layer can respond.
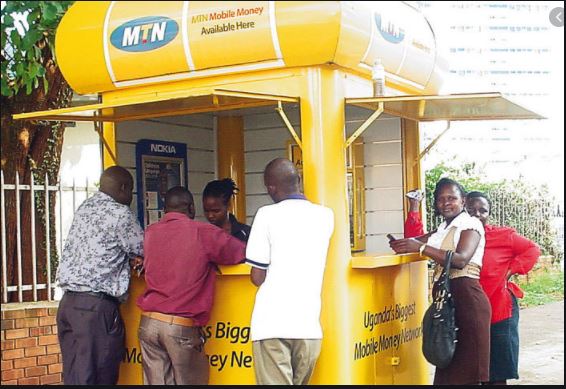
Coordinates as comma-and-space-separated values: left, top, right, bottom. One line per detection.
516, 269, 564, 308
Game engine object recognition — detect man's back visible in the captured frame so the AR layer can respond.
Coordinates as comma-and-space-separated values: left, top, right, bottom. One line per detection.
246, 198, 334, 341
137, 212, 245, 325
57, 191, 143, 299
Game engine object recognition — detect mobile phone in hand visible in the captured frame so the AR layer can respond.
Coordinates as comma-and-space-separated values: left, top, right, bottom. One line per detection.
387, 233, 396, 242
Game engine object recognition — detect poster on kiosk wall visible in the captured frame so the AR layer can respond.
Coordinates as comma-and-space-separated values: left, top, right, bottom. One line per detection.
135, 139, 188, 228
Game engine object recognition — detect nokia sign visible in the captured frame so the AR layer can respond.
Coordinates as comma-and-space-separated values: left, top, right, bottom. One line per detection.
110, 16, 179, 52
150, 143, 176, 154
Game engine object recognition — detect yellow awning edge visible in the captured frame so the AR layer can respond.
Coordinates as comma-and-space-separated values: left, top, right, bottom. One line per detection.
12, 89, 300, 123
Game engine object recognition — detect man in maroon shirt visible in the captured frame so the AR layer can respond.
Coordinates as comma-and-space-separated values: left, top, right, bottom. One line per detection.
137, 186, 246, 385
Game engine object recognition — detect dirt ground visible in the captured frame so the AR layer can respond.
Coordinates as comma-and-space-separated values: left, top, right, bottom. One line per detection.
426, 300, 564, 385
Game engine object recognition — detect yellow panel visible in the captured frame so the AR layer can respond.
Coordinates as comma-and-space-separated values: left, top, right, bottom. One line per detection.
55, 1, 113, 93
205, 275, 257, 384
101, 119, 117, 168
401, 119, 421, 219
118, 272, 258, 384
393, 261, 430, 384
275, 1, 341, 65
348, 269, 379, 384
108, 1, 188, 82
118, 274, 145, 384
348, 93, 545, 121
350, 138, 366, 252
189, 1, 277, 69
217, 116, 246, 221
333, 2, 372, 69
348, 262, 431, 385
351, 253, 426, 269
299, 67, 352, 384
53, 1, 445, 94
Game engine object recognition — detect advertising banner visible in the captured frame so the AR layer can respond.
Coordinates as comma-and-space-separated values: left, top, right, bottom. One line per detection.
135, 139, 188, 227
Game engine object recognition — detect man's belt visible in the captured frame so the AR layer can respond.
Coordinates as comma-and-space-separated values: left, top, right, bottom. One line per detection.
141, 311, 196, 327
65, 290, 120, 305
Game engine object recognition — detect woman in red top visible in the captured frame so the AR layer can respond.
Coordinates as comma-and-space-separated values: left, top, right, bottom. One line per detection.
404, 189, 425, 238
466, 191, 540, 385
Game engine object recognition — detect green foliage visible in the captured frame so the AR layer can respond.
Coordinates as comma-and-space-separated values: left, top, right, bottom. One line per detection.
1, 1, 74, 97
516, 269, 564, 308
425, 162, 563, 261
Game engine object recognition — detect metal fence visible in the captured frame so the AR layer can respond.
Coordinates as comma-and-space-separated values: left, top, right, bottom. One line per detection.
0, 170, 97, 303
426, 189, 565, 262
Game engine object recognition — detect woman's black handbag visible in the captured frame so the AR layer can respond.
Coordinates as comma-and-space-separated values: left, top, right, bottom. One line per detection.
422, 250, 458, 368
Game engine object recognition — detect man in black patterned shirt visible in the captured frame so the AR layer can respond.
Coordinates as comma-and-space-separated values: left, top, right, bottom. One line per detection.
56, 166, 144, 385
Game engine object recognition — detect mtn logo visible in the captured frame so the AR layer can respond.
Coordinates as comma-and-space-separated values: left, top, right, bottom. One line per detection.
110, 16, 179, 52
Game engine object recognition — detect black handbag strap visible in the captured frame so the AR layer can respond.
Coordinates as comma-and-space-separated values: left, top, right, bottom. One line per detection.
438, 250, 454, 296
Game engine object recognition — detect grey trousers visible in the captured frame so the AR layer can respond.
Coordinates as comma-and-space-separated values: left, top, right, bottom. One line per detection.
56, 292, 125, 385
252, 338, 322, 385
138, 315, 209, 385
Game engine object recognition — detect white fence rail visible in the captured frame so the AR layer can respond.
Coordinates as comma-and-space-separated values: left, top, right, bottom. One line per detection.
1, 170, 97, 303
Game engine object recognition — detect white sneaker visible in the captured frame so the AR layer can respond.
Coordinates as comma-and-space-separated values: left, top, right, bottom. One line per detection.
406, 189, 424, 202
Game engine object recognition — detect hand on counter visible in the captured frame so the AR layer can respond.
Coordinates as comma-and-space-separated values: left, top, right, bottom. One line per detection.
389, 238, 423, 254
130, 256, 145, 277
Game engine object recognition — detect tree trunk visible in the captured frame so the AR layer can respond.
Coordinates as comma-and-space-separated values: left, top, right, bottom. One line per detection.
0, 45, 72, 302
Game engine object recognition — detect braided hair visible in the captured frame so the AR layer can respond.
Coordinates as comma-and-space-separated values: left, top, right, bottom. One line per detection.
203, 178, 239, 206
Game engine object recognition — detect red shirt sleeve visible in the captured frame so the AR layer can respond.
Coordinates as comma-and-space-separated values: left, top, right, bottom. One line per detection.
508, 232, 540, 275
200, 225, 246, 265
404, 211, 424, 238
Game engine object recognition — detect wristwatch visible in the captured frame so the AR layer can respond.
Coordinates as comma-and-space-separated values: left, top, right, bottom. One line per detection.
419, 244, 427, 256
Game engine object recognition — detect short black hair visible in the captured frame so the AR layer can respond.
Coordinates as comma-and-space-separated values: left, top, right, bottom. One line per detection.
466, 191, 492, 213
203, 178, 239, 206
165, 186, 194, 211
433, 177, 467, 216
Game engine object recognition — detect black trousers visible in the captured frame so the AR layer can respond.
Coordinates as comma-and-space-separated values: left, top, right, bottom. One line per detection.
56, 292, 125, 385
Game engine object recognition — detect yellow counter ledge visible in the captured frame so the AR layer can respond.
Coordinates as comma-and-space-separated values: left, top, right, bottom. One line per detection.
351, 252, 427, 269
217, 263, 251, 275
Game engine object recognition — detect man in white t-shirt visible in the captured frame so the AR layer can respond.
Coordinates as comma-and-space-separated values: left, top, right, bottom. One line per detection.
245, 158, 334, 385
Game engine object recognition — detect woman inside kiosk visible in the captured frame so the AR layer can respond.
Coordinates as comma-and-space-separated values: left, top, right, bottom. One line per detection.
203, 178, 252, 242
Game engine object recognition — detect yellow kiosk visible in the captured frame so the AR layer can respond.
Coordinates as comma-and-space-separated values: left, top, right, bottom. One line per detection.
14, 1, 543, 384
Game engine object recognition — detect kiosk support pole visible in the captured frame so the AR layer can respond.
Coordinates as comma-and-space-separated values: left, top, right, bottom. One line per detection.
217, 116, 246, 221
101, 109, 117, 168
300, 67, 352, 384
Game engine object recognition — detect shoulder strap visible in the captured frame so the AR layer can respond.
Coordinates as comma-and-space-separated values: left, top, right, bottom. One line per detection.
442, 250, 453, 291
440, 226, 457, 251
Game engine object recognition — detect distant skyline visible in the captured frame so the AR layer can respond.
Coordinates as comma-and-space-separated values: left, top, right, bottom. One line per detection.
413, 1, 564, 204
362, 1, 564, 204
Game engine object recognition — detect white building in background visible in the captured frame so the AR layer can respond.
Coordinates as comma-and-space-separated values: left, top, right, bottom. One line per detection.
410, 1, 564, 205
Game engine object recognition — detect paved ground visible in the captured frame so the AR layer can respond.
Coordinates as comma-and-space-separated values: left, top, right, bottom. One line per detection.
427, 300, 564, 384
509, 300, 564, 385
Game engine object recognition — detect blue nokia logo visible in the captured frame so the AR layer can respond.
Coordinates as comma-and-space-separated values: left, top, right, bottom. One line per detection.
374, 14, 405, 44
110, 16, 179, 52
